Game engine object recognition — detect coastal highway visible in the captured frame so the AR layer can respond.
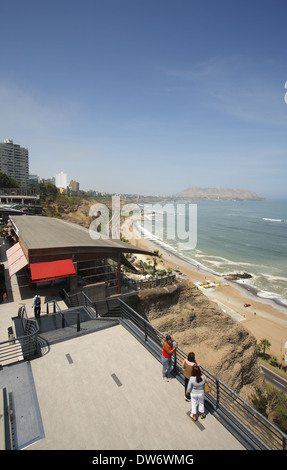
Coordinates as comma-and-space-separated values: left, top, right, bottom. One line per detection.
261, 365, 287, 394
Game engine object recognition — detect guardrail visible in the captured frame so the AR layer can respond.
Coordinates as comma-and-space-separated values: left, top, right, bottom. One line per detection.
122, 274, 176, 291
61, 289, 98, 314
0, 306, 39, 366
45, 299, 62, 315
116, 298, 287, 450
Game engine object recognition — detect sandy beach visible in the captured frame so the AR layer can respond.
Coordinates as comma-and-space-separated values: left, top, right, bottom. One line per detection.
121, 219, 287, 361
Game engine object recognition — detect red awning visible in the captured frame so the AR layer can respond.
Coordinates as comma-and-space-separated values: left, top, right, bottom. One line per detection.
30, 259, 76, 282
7, 242, 28, 277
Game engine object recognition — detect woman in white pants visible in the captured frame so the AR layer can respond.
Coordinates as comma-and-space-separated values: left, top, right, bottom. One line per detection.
186, 365, 207, 421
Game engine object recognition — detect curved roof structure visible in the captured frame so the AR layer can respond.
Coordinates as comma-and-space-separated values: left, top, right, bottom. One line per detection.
9, 215, 154, 264
8, 215, 155, 287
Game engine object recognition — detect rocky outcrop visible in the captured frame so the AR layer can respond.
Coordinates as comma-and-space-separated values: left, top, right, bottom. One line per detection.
135, 280, 265, 401
224, 272, 253, 281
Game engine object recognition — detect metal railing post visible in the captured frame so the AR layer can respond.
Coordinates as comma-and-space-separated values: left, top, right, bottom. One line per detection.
216, 379, 220, 410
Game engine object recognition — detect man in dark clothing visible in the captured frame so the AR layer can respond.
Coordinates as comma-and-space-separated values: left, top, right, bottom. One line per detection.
32, 294, 41, 318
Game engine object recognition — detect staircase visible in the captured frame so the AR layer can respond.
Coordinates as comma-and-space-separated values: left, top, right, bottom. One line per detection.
36, 306, 119, 347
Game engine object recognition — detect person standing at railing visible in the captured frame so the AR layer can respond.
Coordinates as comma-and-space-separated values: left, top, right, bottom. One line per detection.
186, 365, 207, 421
32, 294, 41, 318
182, 352, 199, 402
162, 335, 177, 381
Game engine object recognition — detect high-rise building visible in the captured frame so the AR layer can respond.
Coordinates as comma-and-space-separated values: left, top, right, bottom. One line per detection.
0, 139, 29, 187
55, 171, 68, 190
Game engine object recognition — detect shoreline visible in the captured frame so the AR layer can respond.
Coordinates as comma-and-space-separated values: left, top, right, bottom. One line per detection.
135, 220, 287, 311
122, 219, 287, 361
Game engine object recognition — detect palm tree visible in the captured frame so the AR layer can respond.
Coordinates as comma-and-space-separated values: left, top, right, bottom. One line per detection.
258, 338, 271, 356
152, 250, 162, 275
138, 260, 145, 275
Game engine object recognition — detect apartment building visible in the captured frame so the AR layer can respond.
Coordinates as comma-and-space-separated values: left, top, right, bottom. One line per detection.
55, 171, 68, 190
0, 139, 29, 187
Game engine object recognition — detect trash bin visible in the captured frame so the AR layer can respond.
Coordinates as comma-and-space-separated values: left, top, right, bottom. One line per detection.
8, 326, 15, 345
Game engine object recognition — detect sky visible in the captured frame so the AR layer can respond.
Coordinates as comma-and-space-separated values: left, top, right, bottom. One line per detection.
1, 0, 287, 199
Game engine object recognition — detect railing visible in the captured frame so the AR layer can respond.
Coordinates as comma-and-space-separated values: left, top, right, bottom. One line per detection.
0, 306, 39, 366
45, 300, 62, 315
44, 296, 99, 332
0, 188, 38, 196
61, 289, 99, 315
116, 298, 287, 451
122, 274, 176, 292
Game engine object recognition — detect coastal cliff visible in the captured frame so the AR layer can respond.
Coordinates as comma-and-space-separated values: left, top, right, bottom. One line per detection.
134, 280, 265, 402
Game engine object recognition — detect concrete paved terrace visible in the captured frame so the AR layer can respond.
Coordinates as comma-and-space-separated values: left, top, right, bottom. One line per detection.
0, 238, 245, 451
1, 326, 245, 451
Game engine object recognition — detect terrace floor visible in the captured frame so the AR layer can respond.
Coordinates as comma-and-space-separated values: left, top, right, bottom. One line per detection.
0, 237, 245, 450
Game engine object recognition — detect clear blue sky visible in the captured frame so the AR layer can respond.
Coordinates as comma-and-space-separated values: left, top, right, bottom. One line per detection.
1, 0, 287, 198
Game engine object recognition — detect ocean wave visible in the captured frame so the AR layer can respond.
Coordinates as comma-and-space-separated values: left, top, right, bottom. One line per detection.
256, 291, 287, 307
135, 221, 220, 275
135, 220, 287, 309
263, 273, 287, 282
235, 278, 287, 308
262, 218, 287, 223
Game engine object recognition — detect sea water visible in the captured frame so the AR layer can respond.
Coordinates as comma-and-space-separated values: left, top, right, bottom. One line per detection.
136, 200, 287, 308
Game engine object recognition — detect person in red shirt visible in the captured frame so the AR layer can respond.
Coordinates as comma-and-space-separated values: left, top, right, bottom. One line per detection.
162, 335, 177, 381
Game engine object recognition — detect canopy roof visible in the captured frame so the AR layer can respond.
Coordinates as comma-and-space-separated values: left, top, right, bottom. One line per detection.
30, 259, 76, 283
9, 215, 154, 264
6, 242, 28, 277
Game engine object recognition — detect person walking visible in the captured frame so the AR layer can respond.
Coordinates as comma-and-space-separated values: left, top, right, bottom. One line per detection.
32, 294, 41, 318
182, 352, 198, 401
162, 335, 177, 381
186, 365, 207, 421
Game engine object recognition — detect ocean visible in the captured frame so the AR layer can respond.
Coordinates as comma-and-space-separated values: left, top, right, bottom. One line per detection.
136, 199, 287, 309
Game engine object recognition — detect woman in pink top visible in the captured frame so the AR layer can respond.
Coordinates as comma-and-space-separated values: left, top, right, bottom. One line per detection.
182, 352, 198, 401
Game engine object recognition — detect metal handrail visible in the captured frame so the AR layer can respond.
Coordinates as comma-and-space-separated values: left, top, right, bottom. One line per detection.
117, 298, 287, 450
45, 300, 62, 315
0, 306, 39, 365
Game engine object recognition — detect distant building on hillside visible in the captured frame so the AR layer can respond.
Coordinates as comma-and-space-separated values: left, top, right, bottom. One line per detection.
0, 139, 29, 187
69, 179, 80, 194
41, 177, 55, 185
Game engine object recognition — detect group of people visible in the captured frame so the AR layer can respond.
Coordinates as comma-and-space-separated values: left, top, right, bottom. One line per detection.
162, 335, 208, 421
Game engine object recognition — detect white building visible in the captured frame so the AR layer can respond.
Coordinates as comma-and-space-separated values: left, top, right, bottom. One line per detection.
0, 139, 29, 187
55, 171, 68, 190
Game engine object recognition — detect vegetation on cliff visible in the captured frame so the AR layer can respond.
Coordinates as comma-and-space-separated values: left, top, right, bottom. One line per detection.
38, 182, 114, 227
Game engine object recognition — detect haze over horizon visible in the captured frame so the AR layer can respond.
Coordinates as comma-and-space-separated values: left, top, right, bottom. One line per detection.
1, 1, 287, 200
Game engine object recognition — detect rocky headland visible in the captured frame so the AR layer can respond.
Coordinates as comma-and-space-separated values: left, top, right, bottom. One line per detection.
175, 187, 266, 201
